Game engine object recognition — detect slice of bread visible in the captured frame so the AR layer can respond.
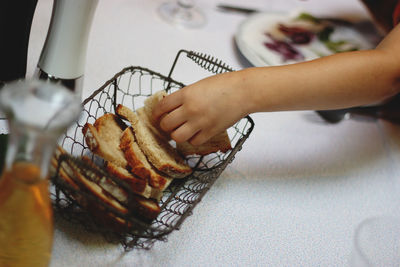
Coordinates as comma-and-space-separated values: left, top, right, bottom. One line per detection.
74, 157, 161, 221
56, 159, 160, 223
120, 127, 173, 191
137, 106, 170, 141
142, 90, 170, 140
51, 146, 161, 221
82, 113, 128, 168
82, 113, 163, 199
50, 149, 80, 191
142, 90, 232, 156
177, 132, 232, 156
52, 162, 130, 228
50, 147, 128, 215
116, 104, 192, 178
105, 161, 163, 200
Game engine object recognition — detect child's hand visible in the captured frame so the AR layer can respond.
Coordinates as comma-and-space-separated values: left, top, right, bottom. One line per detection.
152, 72, 249, 146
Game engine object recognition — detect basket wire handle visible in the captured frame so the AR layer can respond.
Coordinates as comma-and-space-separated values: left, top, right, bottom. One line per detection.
165, 49, 235, 92
186, 51, 234, 74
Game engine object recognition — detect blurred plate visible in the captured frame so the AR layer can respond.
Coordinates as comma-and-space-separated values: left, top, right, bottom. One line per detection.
235, 11, 379, 67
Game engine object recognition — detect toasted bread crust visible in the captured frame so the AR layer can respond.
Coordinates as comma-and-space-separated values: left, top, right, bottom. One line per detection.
116, 104, 192, 178
104, 161, 147, 196
177, 131, 232, 156
137, 107, 170, 141
105, 161, 163, 200
120, 127, 173, 190
82, 114, 128, 168
142, 90, 170, 141
120, 127, 154, 182
129, 195, 160, 220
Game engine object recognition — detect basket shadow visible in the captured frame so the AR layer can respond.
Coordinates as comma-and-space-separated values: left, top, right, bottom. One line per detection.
54, 214, 118, 249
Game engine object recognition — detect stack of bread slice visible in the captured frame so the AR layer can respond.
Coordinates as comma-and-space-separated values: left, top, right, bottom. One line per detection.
52, 90, 232, 226
51, 146, 161, 226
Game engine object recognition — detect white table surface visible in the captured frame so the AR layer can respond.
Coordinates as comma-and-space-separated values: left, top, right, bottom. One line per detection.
25, 0, 400, 266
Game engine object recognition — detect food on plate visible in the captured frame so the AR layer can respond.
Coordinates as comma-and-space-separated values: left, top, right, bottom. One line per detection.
264, 33, 304, 62
263, 12, 364, 62
277, 23, 315, 44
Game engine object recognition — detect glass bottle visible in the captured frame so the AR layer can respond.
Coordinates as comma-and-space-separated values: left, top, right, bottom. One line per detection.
0, 79, 82, 267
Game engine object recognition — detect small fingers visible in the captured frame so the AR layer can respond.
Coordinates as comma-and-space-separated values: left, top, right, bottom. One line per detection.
159, 107, 186, 132
152, 92, 182, 120
188, 130, 212, 146
170, 122, 200, 144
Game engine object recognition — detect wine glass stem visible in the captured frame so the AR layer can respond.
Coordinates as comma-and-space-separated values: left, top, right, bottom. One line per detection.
175, 0, 196, 21
158, 0, 206, 28
177, 0, 194, 9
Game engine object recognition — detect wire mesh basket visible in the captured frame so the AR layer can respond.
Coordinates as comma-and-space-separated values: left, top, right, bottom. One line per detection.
51, 49, 255, 250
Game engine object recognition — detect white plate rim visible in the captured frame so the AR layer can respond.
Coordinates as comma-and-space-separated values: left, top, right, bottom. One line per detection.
235, 11, 376, 67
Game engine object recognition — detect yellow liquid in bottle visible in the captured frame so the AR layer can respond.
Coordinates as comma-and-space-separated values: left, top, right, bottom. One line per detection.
0, 162, 53, 267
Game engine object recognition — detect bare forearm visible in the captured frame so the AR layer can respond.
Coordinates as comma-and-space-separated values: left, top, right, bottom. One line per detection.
240, 50, 400, 113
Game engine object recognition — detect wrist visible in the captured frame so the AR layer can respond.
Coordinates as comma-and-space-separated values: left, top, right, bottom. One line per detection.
220, 70, 252, 117
233, 68, 261, 115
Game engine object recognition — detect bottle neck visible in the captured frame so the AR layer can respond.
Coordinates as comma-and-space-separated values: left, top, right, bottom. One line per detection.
5, 120, 58, 180
34, 68, 83, 94
0, 80, 82, 182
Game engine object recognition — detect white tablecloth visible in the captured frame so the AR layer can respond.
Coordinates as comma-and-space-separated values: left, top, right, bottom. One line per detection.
24, 0, 400, 266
